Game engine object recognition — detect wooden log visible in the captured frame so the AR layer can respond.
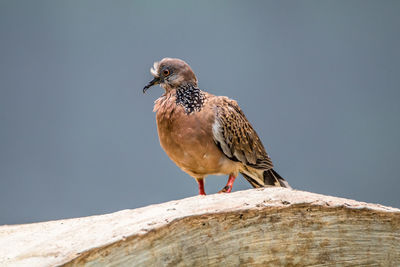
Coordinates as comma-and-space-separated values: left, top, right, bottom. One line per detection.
0, 188, 399, 266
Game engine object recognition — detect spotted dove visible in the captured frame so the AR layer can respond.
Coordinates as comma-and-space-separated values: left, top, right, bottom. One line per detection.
143, 58, 291, 195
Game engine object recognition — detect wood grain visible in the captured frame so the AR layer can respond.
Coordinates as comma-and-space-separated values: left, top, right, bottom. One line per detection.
0, 188, 399, 266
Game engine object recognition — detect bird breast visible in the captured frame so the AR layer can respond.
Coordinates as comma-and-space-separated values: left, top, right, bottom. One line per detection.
154, 94, 238, 177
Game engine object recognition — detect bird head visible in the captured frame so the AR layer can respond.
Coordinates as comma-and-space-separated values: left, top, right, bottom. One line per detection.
143, 58, 198, 93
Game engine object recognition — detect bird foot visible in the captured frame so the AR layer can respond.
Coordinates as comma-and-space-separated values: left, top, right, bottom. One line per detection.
218, 185, 232, 193
219, 174, 236, 193
196, 178, 206, 195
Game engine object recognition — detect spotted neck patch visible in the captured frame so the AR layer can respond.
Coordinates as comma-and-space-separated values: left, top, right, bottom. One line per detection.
175, 85, 205, 114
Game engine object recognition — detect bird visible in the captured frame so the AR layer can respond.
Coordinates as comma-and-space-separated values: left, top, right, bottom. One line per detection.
143, 58, 291, 195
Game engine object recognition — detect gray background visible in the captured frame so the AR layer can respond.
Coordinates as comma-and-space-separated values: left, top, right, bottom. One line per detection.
1, 1, 399, 225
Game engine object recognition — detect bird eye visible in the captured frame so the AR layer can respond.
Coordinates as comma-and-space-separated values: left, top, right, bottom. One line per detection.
163, 69, 170, 76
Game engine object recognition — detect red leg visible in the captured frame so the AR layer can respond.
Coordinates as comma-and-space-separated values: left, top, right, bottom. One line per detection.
219, 174, 236, 193
196, 178, 206, 195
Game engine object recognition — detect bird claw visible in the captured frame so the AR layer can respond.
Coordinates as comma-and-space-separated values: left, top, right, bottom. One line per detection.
218, 185, 232, 193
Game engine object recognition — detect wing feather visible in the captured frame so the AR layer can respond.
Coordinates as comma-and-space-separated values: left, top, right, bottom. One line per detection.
212, 97, 273, 170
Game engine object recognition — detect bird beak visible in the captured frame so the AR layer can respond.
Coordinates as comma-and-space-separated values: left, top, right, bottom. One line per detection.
143, 77, 160, 93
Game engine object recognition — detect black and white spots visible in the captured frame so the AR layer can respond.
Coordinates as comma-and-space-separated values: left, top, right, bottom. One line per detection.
176, 85, 205, 114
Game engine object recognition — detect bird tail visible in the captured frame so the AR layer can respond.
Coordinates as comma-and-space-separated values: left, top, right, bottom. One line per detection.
240, 168, 292, 189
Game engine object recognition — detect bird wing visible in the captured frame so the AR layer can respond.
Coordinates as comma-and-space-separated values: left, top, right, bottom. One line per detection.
211, 96, 273, 170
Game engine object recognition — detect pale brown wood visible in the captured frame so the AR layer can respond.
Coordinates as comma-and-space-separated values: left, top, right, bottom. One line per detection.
0, 188, 399, 266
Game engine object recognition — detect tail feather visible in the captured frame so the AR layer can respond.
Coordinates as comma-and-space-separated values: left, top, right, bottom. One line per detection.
240, 168, 291, 189
241, 172, 264, 188
266, 169, 292, 189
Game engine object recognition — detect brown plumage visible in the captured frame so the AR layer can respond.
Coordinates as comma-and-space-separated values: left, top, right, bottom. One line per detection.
143, 58, 291, 195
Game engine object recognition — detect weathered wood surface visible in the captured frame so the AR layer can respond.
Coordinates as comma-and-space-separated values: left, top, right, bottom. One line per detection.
0, 188, 399, 266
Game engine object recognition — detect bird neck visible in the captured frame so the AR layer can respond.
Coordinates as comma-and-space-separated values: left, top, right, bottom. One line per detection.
175, 84, 205, 114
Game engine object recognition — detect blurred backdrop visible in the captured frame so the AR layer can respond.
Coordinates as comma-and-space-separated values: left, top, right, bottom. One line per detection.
1, 1, 399, 224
